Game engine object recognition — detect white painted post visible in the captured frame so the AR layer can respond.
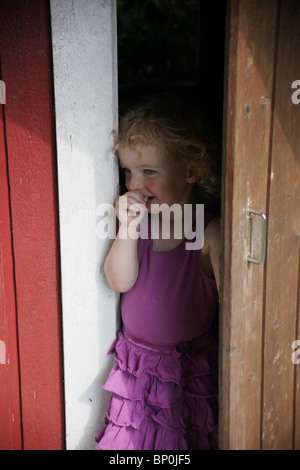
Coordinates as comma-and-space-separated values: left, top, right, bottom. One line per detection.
50, 0, 119, 449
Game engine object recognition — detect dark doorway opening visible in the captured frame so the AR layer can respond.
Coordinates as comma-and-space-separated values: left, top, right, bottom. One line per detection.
117, 0, 226, 136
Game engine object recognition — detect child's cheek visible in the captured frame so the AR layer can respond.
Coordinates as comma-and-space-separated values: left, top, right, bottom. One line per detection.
146, 180, 157, 193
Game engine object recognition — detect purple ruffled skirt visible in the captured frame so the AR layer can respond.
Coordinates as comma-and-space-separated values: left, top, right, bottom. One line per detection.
95, 328, 218, 450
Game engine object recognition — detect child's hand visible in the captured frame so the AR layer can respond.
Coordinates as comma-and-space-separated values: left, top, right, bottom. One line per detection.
116, 191, 147, 229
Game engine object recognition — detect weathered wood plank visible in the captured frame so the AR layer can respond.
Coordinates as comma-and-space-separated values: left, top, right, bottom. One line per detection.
221, 0, 278, 449
262, 0, 300, 450
0, 87, 22, 451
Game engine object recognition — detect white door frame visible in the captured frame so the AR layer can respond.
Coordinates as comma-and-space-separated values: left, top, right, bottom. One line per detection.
50, 0, 119, 449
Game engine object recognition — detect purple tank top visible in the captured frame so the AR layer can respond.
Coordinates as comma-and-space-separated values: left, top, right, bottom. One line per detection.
121, 212, 219, 348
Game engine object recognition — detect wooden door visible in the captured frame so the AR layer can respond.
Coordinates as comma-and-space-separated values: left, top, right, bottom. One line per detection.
220, 0, 300, 449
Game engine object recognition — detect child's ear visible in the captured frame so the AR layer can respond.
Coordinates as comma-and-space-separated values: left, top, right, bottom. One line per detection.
185, 161, 201, 183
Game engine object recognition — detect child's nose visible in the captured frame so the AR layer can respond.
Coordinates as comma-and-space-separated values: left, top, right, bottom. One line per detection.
127, 173, 144, 191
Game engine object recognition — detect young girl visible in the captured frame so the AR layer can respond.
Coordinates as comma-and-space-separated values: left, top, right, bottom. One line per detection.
96, 94, 221, 450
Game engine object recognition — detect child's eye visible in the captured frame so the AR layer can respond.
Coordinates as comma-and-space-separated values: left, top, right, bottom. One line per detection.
122, 168, 131, 175
143, 169, 156, 175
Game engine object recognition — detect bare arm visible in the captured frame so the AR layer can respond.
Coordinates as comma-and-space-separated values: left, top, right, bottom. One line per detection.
104, 232, 139, 293
104, 191, 147, 293
201, 217, 220, 293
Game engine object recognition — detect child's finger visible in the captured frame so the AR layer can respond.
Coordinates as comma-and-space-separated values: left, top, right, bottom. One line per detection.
122, 195, 146, 211
128, 203, 147, 217
124, 191, 147, 205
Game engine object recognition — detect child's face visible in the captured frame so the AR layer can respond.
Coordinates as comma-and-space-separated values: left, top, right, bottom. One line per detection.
118, 143, 195, 212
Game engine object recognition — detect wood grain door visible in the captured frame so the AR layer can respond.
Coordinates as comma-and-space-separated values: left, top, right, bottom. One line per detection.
220, 0, 300, 450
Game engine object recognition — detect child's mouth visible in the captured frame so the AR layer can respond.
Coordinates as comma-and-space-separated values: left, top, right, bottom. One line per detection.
144, 196, 154, 206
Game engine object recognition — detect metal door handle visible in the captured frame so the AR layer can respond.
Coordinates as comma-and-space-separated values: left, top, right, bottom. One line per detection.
246, 207, 267, 264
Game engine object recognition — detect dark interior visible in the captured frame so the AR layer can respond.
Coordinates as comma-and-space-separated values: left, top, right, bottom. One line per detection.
117, 0, 226, 135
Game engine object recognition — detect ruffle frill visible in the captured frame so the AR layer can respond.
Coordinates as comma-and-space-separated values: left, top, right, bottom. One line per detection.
95, 330, 218, 450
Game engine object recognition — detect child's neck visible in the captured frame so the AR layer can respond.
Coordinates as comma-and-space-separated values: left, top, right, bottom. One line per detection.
150, 200, 197, 253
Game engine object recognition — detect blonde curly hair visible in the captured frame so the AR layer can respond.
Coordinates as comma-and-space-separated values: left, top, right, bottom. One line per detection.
113, 94, 221, 202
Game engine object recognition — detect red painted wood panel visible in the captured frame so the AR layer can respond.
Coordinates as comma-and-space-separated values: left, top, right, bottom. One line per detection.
0, 0, 65, 449
0, 93, 22, 450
